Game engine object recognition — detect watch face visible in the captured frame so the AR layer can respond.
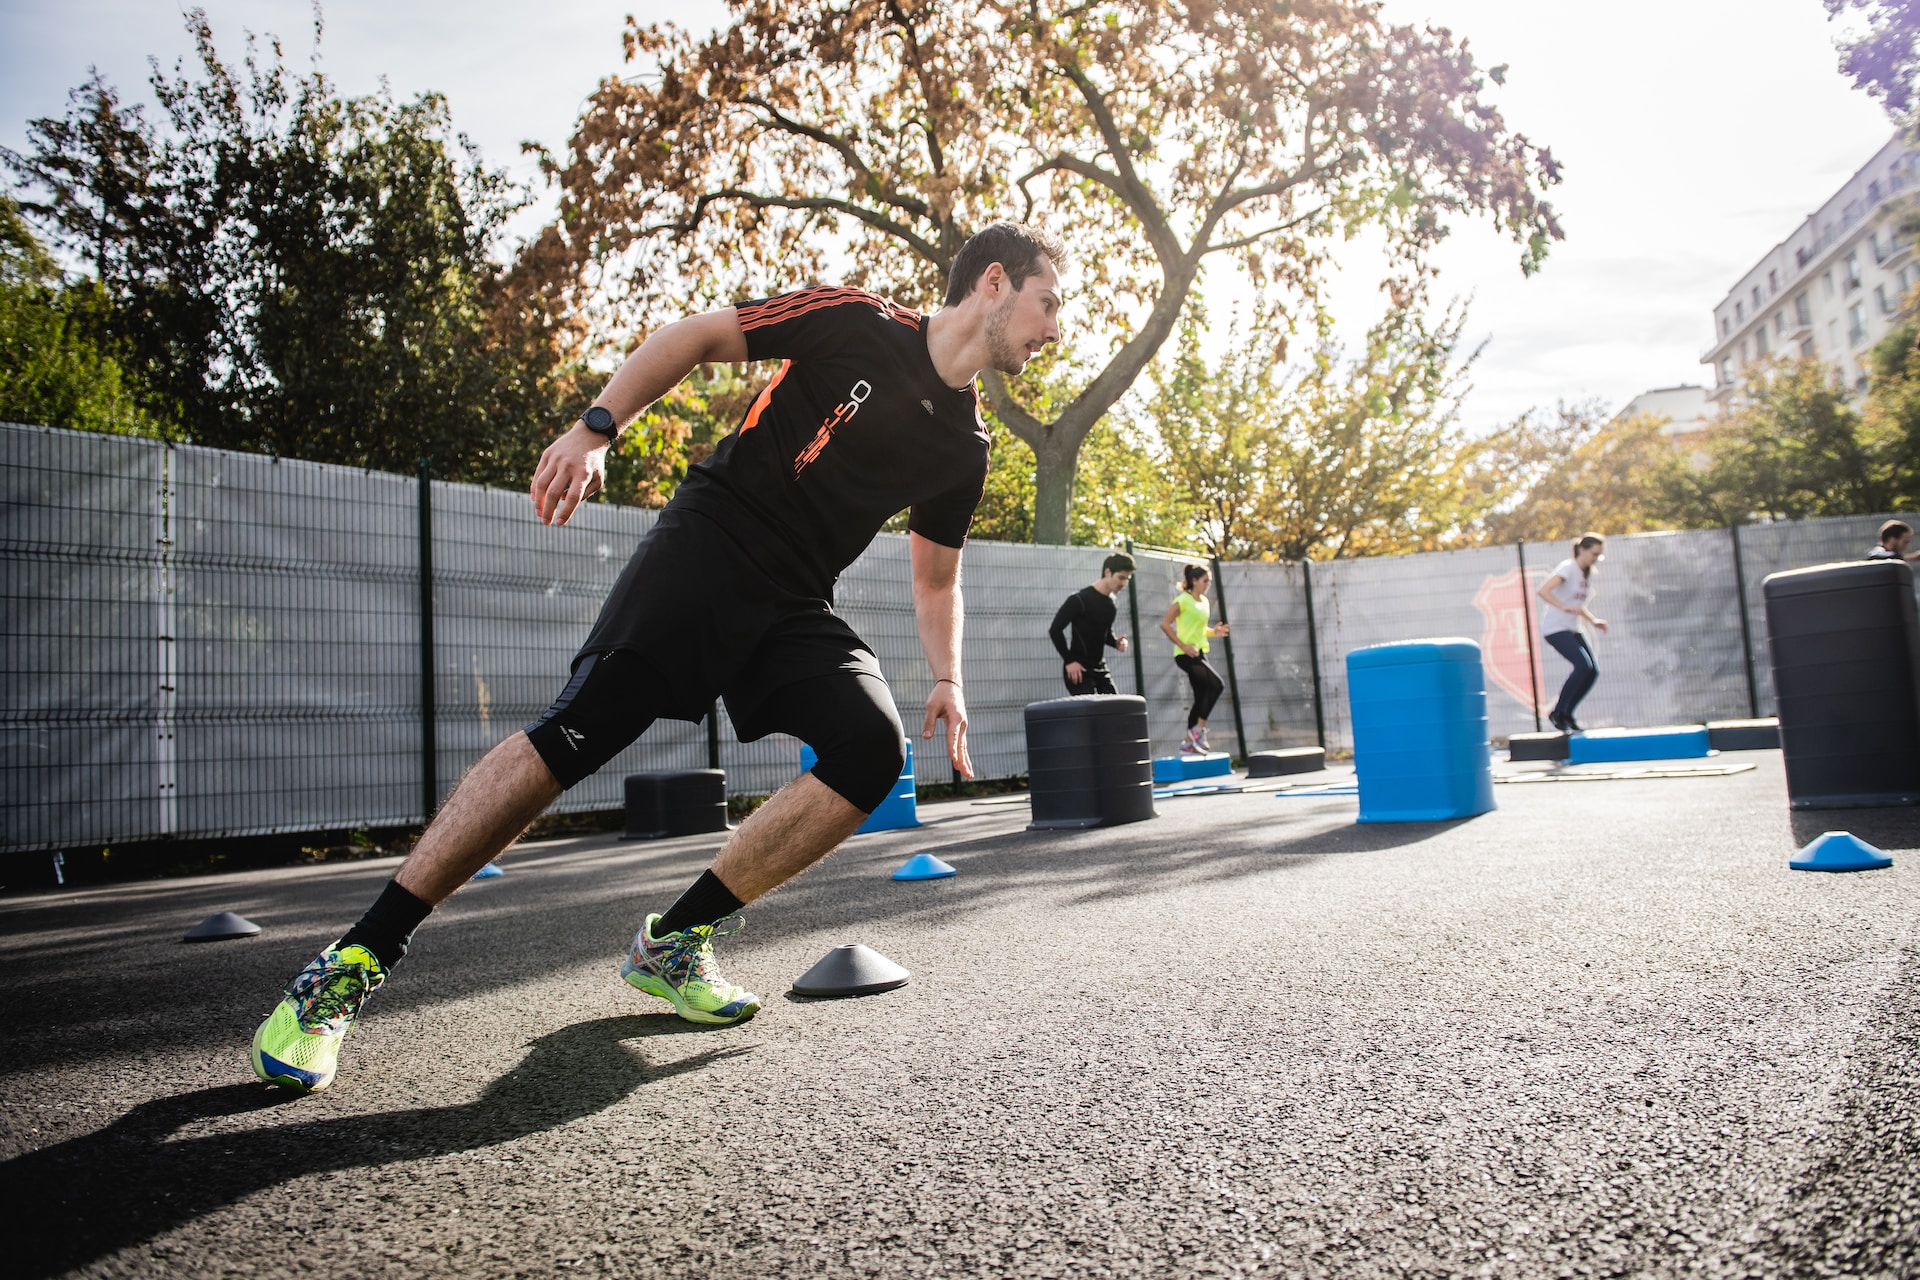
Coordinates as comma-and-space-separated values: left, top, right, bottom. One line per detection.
583, 406, 616, 435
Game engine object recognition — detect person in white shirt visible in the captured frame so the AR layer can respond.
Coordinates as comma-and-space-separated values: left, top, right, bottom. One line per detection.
1535, 533, 1610, 733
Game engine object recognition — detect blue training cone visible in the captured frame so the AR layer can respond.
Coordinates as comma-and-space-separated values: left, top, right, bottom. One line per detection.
892, 853, 957, 881
471, 862, 505, 880
1789, 831, 1893, 873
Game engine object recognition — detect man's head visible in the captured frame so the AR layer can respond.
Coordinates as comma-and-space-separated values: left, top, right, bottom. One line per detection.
1097, 551, 1136, 594
1882, 519, 1912, 554
946, 221, 1067, 375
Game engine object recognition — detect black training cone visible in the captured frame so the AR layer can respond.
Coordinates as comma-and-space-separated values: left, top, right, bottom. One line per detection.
182, 911, 261, 943
790, 943, 909, 997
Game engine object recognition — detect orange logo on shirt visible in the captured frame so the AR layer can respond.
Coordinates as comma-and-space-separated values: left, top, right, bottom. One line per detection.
794, 380, 873, 475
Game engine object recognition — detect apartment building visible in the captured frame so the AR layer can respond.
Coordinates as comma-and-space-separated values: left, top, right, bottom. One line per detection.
1703, 132, 1920, 401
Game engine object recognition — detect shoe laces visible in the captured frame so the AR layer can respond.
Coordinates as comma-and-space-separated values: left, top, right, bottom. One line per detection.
649, 915, 744, 986
287, 950, 383, 1033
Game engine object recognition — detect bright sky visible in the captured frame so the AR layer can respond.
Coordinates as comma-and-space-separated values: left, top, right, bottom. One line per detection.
0, 0, 1897, 433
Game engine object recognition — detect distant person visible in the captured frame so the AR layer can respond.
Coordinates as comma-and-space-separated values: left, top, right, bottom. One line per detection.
1865, 519, 1920, 562
1536, 533, 1610, 734
1159, 563, 1230, 753
1049, 553, 1134, 695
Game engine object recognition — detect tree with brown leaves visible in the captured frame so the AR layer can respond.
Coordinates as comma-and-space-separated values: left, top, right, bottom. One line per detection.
539, 0, 1562, 543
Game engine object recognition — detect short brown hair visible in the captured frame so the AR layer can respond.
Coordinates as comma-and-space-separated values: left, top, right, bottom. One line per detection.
1102, 552, 1136, 576
945, 222, 1068, 306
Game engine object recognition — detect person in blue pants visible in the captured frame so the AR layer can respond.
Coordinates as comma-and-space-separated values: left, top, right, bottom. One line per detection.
1535, 533, 1610, 733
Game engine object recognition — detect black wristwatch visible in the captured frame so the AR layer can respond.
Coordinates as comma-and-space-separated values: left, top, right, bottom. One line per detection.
578, 405, 617, 439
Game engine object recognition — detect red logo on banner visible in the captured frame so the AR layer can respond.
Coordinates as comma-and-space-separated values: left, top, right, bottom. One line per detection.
1472, 567, 1546, 713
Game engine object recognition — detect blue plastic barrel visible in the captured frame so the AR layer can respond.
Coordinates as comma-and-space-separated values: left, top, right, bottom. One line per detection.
1346, 638, 1496, 823
800, 739, 921, 833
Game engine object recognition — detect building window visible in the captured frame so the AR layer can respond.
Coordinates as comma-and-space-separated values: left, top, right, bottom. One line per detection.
1740, 339, 1750, 363
1720, 357, 1734, 385
1775, 311, 1786, 336
1796, 292, 1812, 326
1845, 251, 1863, 289
1849, 302, 1867, 346
1879, 284, 1894, 315
1736, 301, 1745, 323
1800, 338, 1816, 359
1871, 179, 1884, 203
1825, 271, 1836, 298
1830, 318, 1841, 349
1768, 269, 1779, 293
1721, 315, 1731, 337
1751, 286, 1763, 310
1756, 329, 1770, 356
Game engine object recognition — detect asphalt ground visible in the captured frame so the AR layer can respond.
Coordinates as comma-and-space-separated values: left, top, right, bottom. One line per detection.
3, 751, 1918, 1279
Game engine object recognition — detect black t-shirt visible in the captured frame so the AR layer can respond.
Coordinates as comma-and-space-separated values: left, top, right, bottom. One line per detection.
667, 286, 991, 597
1049, 585, 1121, 669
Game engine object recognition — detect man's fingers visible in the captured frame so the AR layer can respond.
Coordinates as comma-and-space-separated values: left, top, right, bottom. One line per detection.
953, 718, 974, 778
920, 703, 939, 740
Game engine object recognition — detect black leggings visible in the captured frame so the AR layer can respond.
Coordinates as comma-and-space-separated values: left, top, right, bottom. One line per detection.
1174, 653, 1224, 728
1543, 630, 1598, 721
524, 649, 906, 813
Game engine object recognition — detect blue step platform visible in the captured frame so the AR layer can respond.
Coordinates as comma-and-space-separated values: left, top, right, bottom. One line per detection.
1566, 725, 1710, 764
1348, 639, 1495, 823
801, 740, 921, 833
1153, 751, 1233, 783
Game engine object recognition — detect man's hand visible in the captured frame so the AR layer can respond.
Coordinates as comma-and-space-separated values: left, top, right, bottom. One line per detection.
531, 422, 610, 526
1065, 661, 1087, 684
1592, 617, 1610, 635
922, 682, 973, 779
1115, 636, 1129, 652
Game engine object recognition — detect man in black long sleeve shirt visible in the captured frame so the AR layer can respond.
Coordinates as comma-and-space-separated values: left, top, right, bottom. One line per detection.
1049, 553, 1135, 694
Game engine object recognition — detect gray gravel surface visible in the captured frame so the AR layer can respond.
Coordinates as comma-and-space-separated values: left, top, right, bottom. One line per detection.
3, 753, 1917, 1278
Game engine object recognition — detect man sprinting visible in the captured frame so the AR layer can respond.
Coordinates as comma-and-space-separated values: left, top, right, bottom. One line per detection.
251, 222, 1067, 1092
1048, 553, 1133, 695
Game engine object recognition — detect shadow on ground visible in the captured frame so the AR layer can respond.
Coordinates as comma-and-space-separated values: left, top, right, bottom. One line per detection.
4, 1014, 743, 1279
1789, 805, 1920, 852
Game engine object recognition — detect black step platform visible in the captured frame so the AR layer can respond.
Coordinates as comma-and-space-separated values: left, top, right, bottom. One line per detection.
1245, 747, 1326, 777
1508, 731, 1570, 762
1705, 718, 1780, 751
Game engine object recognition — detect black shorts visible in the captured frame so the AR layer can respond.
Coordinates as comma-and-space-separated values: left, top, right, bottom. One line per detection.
574, 505, 884, 736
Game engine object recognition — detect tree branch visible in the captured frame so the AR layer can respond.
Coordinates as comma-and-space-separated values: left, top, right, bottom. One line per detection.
647, 188, 944, 267
738, 96, 932, 222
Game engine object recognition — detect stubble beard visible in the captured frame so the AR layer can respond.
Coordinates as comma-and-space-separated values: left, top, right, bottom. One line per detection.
985, 297, 1030, 375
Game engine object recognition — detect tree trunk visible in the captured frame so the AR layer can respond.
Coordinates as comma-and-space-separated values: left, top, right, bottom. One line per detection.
1031, 432, 1083, 545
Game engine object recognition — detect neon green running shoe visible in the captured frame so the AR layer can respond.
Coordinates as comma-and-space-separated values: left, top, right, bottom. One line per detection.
621, 914, 761, 1025
250, 942, 385, 1091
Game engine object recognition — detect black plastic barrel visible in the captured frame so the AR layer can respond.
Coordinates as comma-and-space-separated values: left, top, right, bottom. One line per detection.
622, 770, 729, 839
1024, 695, 1155, 830
1762, 560, 1920, 809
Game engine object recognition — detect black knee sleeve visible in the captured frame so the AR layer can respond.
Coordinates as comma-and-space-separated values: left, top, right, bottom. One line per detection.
775, 673, 906, 814
524, 651, 657, 789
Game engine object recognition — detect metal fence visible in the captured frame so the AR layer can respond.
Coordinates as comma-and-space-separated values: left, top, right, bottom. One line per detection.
4, 420, 1910, 852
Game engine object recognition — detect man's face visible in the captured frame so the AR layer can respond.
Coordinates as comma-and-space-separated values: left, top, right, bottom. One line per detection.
983, 256, 1064, 375
1893, 532, 1914, 556
1100, 569, 1133, 593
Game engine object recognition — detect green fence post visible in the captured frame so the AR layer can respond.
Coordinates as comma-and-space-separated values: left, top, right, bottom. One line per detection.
1301, 558, 1326, 750
1729, 523, 1761, 718
1209, 555, 1249, 760
1517, 540, 1542, 733
1124, 537, 1147, 697
417, 458, 438, 821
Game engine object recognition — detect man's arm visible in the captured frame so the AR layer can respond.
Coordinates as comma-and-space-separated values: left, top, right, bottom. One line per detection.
1048, 595, 1080, 661
911, 532, 973, 778
530, 308, 749, 526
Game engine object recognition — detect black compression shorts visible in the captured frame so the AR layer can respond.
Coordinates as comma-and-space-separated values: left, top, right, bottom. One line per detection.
521, 506, 907, 811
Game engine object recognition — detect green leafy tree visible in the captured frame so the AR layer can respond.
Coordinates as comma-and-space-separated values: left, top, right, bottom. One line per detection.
543, 0, 1562, 542
0, 198, 160, 436
5, 9, 580, 484
1148, 288, 1484, 560
1665, 359, 1886, 525
1474, 403, 1681, 543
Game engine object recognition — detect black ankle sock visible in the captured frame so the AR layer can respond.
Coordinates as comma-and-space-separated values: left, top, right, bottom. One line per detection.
654, 869, 744, 937
337, 880, 433, 974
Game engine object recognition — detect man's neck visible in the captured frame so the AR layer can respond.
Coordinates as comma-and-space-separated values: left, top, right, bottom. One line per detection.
924, 307, 985, 390
1092, 580, 1116, 596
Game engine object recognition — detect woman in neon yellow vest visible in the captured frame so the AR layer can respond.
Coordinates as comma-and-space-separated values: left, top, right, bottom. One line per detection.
1157, 564, 1231, 753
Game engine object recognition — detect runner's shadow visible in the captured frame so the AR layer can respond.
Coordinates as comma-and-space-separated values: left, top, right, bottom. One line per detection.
6, 1013, 746, 1279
